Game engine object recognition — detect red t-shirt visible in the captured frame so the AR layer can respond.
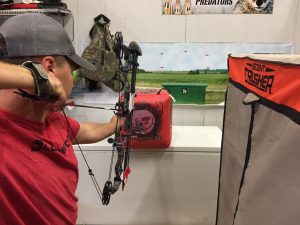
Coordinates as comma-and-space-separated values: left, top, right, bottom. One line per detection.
0, 109, 80, 225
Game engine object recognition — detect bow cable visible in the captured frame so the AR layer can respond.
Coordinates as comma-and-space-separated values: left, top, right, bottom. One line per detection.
61, 108, 104, 201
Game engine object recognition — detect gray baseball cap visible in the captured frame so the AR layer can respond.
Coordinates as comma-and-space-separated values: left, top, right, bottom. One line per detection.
0, 13, 95, 71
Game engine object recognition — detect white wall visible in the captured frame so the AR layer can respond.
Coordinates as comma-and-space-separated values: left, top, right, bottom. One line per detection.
64, 0, 300, 52
293, 0, 300, 53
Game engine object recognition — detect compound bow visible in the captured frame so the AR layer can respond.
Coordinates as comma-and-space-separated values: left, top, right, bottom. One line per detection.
65, 32, 142, 205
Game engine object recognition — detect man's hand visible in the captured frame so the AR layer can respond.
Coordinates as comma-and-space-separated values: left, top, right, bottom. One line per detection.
110, 115, 126, 130
20, 61, 67, 112
46, 72, 67, 112
76, 116, 126, 145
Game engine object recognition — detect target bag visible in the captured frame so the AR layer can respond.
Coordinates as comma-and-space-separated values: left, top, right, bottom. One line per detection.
130, 89, 172, 148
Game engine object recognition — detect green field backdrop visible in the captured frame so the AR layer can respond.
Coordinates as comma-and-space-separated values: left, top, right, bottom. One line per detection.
135, 71, 229, 104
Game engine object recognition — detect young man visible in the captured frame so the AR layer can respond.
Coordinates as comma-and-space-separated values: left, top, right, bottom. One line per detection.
0, 13, 123, 225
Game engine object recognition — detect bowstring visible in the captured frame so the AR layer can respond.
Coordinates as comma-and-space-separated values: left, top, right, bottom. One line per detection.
61, 107, 103, 200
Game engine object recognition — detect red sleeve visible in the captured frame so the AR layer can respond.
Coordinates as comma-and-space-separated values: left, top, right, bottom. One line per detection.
48, 112, 80, 142
65, 116, 80, 141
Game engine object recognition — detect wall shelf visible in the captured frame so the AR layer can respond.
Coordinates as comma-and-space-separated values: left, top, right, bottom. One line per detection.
0, 8, 71, 16
0, 7, 73, 39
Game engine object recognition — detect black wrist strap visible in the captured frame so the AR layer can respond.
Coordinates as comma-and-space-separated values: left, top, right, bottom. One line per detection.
14, 89, 41, 101
18, 61, 52, 100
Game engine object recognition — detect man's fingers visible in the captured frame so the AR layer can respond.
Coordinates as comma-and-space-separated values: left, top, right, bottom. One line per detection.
47, 72, 67, 106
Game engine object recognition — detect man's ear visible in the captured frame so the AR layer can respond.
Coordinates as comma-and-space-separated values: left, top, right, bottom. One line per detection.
40, 56, 55, 73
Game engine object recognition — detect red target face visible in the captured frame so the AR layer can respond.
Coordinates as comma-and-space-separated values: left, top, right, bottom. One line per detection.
131, 110, 155, 135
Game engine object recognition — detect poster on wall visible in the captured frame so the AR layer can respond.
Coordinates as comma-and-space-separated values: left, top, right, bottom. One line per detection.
162, 0, 274, 14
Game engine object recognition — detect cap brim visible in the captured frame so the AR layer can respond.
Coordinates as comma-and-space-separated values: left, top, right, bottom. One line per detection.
67, 54, 96, 71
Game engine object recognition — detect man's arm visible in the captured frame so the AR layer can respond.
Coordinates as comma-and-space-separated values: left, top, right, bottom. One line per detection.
0, 61, 67, 108
0, 61, 35, 90
75, 116, 125, 144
